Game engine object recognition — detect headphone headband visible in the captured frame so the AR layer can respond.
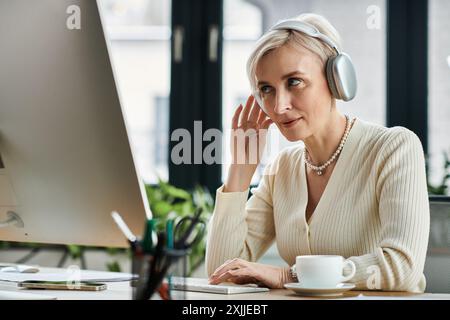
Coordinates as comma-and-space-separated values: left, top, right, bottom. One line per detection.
270, 20, 340, 55
253, 18, 357, 105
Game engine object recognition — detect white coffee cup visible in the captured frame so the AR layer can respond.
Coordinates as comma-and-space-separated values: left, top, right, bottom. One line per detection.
296, 255, 356, 288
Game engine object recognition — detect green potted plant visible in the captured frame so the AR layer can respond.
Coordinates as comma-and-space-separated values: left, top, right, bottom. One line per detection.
145, 179, 214, 276
0, 181, 214, 275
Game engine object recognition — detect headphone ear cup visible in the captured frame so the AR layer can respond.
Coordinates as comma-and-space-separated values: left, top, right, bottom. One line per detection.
326, 53, 357, 101
326, 57, 340, 99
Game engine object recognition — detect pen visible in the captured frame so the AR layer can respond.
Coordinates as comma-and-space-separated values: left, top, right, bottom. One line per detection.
166, 219, 174, 249
165, 219, 174, 300
111, 211, 137, 242
142, 219, 157, 253
111, 211, 142, 253
145, 231, 166, 300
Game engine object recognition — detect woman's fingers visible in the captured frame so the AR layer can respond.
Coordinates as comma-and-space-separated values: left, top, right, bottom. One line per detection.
210, 261, 239, 279
210, 267, 251, 284
234, 95, 269, 130
256, 109, 266, 125
212, 259, 232, 276
210, 259, 234, 278
209, 260, 283, 287
261, 118, 273, 130
232, 104, 243, 129
228, 95, 270, 167
248, 98, 260, 123
209, 259, 246, 282
239, 95, 254, 126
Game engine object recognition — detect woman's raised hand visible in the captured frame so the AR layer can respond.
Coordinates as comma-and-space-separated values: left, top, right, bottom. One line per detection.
224, 95, 272, 192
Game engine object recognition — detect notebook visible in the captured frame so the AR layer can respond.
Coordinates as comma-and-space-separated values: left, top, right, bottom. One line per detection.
168, 277, 270, 295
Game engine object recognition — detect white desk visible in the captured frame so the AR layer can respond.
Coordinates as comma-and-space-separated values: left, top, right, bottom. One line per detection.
1, 266, 449, 300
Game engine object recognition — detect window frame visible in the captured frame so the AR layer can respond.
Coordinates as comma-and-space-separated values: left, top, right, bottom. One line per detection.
387, 0, 428, 153
169, 0, 223, 193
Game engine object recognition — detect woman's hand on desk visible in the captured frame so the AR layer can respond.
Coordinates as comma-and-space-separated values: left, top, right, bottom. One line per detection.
208, 258, 291, 289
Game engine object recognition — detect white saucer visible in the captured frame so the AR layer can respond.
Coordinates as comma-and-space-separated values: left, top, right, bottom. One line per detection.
284, 283, 355, 297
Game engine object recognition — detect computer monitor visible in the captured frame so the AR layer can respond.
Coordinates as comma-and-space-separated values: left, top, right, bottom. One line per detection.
0, 0, 151, 247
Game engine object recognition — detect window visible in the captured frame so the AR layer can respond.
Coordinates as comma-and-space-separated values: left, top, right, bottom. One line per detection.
222, 0, 267, 183
98, 0, 171, 183
222, 0, 386, 183
428, 0, 450, 191
154, 96, 169, 167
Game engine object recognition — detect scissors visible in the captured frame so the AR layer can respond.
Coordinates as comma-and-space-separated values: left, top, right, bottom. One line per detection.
173, 207, 206, 250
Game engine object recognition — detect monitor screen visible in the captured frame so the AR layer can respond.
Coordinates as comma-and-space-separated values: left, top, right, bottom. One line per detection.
0, 0, 150, 247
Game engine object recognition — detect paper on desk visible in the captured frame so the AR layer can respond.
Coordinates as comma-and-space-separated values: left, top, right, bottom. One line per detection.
0, 270, 135, 283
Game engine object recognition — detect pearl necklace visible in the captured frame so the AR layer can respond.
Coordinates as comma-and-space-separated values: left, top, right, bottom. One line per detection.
303, 115, 355, 176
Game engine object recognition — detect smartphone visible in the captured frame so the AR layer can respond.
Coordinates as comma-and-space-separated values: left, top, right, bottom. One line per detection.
18, 281, 107, 291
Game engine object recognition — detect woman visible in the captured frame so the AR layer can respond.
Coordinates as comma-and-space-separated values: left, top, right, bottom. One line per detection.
206, 13, 430, 292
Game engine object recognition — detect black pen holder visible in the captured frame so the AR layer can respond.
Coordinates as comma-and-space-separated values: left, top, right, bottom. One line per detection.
131, 248, 189, 300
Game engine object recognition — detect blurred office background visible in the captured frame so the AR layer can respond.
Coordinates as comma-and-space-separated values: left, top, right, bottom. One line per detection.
1, 0, 449, 292
94, 0, 449, 190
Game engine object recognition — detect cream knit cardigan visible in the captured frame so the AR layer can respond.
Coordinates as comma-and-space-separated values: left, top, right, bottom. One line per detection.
206, 118, 430, 292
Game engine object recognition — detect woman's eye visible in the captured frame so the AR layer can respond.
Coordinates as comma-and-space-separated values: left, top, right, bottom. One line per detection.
260, 86, 272, 94
288, 78, 303, 87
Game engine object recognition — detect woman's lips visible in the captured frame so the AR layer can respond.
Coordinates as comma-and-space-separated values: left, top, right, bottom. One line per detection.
281, 117, 302, 128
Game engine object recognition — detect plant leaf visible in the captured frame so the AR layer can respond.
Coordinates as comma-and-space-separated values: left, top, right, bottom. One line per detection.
67, 245, 82, 259
106, 261, 121, 272
152, 201, 173, 218
164, 184, 191, 200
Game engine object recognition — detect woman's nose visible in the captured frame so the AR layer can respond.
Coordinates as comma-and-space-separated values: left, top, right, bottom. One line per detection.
273, 93, 292, 115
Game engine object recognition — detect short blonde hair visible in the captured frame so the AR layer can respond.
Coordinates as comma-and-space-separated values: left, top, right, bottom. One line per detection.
246, 13, 342, 93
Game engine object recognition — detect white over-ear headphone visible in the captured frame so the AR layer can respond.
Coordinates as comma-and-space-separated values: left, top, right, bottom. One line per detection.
253, 19, 357, 112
